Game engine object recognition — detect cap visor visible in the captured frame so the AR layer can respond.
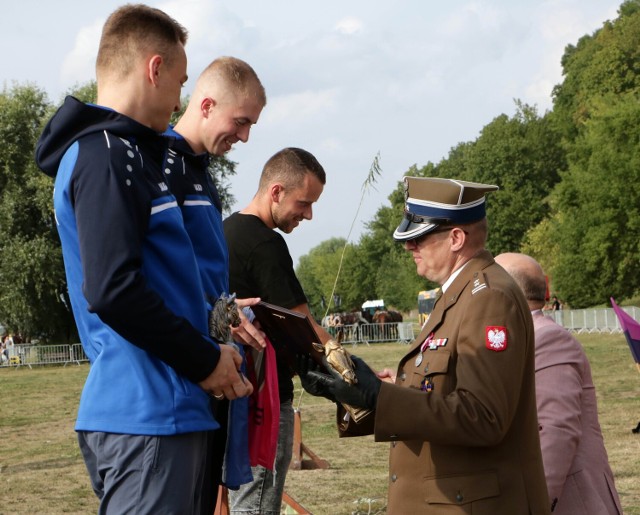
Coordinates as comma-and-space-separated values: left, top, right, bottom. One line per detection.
393, 216, 438, 242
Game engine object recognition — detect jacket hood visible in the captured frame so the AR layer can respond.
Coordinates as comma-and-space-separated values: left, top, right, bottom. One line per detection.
35, 96, 162, 178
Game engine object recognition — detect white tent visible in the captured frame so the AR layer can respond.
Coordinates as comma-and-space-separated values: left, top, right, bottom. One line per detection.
361, 299, 384, 310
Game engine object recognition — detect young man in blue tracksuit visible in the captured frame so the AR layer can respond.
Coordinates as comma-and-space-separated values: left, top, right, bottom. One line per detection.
163, 56, 266, 512
34, 6, 251, 514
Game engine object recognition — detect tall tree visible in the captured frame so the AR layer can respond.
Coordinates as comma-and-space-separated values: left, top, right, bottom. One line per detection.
0, 84, 74, 341
430, 103, 565, 254
538, 1, 640, 306
296, 237, 350, 318
552, 0, 640, 142
546, 95, 640, 307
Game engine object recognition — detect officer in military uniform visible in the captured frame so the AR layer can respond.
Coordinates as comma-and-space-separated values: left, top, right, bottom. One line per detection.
302, 177, 551, 514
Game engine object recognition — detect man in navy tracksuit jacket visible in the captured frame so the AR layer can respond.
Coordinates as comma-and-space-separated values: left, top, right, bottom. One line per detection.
33, 6, 251, 513
38, 95, 221, 433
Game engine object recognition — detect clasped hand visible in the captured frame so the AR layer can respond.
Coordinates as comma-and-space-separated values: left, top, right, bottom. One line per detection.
199, 344, 253, 400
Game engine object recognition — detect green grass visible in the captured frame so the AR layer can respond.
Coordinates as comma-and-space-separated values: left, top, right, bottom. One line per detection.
0, 334, 638, 514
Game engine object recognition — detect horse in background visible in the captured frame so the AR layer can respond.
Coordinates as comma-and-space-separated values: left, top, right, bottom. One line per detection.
372, 309, 403, 340
322, 310, 369, 342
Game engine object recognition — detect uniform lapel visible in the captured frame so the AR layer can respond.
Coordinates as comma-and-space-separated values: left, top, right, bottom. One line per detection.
401, 290, 447, 364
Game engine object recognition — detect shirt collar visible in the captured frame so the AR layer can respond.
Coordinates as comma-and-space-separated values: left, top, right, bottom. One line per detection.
442, 262, 468, 293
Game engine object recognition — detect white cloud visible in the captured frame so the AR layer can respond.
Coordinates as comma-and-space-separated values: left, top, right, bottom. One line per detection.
263, 88, 340, 125
335, 17, 364, 35
440, 1, 506, 36
60, 19, 103, 91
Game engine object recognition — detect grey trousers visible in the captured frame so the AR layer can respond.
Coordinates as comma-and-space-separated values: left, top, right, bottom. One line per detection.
78, 430, 209, 515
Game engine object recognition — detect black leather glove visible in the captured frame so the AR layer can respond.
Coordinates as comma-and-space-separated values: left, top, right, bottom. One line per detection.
306, 355, 381, 410
294, 353, 338, 402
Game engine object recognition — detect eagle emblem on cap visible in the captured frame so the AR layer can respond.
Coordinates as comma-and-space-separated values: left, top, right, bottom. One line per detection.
485, 326, 507, 351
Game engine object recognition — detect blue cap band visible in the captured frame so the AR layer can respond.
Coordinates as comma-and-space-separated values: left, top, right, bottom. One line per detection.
406, 200, 487, 224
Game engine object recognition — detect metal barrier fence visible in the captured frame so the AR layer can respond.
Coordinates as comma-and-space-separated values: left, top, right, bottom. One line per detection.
544, 306, 639, 334
327, 307, 639, 346
1, 343, 88, 369
328, 322, 416, 345
1, 307, 637, 368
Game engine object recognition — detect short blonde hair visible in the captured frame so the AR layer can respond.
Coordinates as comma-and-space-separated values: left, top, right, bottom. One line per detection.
196, 56, 266, 106
96, 4, 188, 82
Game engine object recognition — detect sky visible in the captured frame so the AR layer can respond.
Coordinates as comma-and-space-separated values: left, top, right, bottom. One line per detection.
1, 0, 622, 265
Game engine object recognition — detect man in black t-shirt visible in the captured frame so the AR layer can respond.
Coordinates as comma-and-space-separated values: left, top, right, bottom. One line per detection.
224, 147, 332, 515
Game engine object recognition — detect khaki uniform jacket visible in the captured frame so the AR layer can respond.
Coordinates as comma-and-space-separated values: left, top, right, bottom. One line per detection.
341, 251, 550, 514
533, 312, 622, 514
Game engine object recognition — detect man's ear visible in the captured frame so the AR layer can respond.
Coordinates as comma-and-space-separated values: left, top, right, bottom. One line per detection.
148, 55, 163, 86
270, 184, 284, 203
450, 227, 467, 251
201, 97, 216, 117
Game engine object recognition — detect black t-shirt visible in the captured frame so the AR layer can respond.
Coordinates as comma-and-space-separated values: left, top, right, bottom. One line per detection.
223, 212, 308, 402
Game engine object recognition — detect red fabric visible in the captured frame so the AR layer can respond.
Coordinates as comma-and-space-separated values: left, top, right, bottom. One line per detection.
245, 338, 280, 470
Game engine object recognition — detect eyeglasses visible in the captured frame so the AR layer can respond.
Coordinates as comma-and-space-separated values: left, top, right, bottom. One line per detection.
407, 226, 468, 247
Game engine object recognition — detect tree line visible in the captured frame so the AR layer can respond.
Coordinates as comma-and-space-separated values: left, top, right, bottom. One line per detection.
297, 0, 640, 318
1, 1, 639, 340
0, 84, 236, 342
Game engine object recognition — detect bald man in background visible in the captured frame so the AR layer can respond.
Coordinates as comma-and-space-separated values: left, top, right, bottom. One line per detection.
495, 252, 622, 515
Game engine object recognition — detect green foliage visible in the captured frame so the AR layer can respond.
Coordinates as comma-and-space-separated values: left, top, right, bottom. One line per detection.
374, 245, 430, 312
297, 175, 431, 314
547, 94, 640, 307
296, 238, 350, 318
427, 103, 565, 254
67, 81, 97, 104
537, 3, 640, 307
0, 84, 75, 341
208, 155, 238, 215
521, 216, 559, 285
0, 84, 48, 193
552, 0, 640, 141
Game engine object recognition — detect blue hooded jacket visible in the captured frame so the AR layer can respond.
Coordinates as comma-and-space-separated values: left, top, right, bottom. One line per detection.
35, 96, 221, 435
163, 127, 252, 487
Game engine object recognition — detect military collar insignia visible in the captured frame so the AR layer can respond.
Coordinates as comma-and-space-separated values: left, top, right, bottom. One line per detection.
472, 276, 487, 295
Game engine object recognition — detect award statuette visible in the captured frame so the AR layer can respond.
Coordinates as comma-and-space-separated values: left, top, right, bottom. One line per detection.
251, 301, 372, 423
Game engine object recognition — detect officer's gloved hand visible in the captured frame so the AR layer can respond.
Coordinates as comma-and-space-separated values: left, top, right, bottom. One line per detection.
294, 353, 337, 402
306, 355, 381, 410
